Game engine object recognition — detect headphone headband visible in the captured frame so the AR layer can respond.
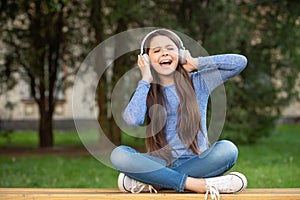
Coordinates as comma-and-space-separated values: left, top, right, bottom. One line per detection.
140, 29, 185, 55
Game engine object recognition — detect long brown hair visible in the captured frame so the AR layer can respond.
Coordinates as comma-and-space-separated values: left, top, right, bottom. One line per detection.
143, 29, 205, 165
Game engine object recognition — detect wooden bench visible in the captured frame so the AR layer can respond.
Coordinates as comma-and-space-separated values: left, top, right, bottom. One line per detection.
0, 188, 300, 200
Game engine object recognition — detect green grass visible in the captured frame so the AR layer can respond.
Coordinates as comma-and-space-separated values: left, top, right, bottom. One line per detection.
0, 156, 118, 188
0, 124, 299, 188
230, 124, 300, 188
0, 130, 145, 148
0, 130, 83, 147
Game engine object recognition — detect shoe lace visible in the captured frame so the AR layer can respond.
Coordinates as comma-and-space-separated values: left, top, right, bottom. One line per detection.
130, 179, 158, 194
205, 185, 220, 200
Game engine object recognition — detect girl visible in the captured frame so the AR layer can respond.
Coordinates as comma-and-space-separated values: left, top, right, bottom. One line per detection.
110, 29, 248, 200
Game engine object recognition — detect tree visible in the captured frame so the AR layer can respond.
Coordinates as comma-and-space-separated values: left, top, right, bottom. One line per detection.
90, 0, 160, 145
0, 0, 86, 147
174, 0, 300, 143
88, 0, 300, 145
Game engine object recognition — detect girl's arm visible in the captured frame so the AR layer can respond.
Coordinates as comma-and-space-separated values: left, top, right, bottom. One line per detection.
123, 55, 153, 126
186, 53, 247, 92
123, 80, 150, 126
197, 54, 247, 80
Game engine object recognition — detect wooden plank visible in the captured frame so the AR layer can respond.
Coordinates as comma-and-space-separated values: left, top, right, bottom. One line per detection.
0, 188, 299, 200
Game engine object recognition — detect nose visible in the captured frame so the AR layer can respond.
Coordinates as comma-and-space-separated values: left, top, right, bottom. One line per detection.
162, 48, 169, 56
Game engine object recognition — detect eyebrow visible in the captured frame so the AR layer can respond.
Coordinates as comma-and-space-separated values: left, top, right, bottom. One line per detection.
151, 44, 175, 49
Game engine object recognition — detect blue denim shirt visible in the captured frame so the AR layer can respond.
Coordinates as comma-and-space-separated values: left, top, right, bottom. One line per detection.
123, 54, 247, 158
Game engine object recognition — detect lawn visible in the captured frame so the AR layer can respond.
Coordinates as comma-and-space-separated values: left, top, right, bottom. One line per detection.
0, 124, 299, 188
230, 124, 300, 188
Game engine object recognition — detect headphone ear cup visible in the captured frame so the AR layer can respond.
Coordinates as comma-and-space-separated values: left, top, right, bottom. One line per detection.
142, 54, 150, 65
179, 49, 186, 64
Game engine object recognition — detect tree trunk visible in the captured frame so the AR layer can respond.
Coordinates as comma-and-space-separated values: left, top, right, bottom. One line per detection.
97, 82, 111, 139
108, 18, 129, 146
91, 0, 113, 143
38, 105, 54, 148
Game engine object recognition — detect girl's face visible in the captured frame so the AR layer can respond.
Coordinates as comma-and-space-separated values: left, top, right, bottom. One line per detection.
148, 35, 179, 78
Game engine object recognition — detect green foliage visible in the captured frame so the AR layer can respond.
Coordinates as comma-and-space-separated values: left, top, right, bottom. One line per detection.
222, 1, 300, 143
0, 0, 90, 147
175, 0, 300, 143
1, 0, 299, 145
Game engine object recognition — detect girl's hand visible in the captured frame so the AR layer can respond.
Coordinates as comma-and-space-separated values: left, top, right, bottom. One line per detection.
182, 50, 198, 73
138, 55, 153, 83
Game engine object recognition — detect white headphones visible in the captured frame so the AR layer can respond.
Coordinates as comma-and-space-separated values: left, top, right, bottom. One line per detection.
140, 29, 186, 65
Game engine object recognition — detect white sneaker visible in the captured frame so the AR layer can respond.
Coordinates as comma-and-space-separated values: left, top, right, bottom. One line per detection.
117, 173, 158, 193
205, 172, 247, 194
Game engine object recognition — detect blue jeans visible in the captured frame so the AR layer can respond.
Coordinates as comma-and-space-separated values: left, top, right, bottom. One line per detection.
110, 140, 238, 192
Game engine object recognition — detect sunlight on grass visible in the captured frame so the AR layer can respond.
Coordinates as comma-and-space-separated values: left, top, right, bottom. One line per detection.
0, 124, 299, 188
230, 124, 300, 188
0, 131, 83, 147
0, 156, 119, 188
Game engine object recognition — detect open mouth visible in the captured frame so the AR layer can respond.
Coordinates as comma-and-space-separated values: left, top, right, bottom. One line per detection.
159, 59, 172, 67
